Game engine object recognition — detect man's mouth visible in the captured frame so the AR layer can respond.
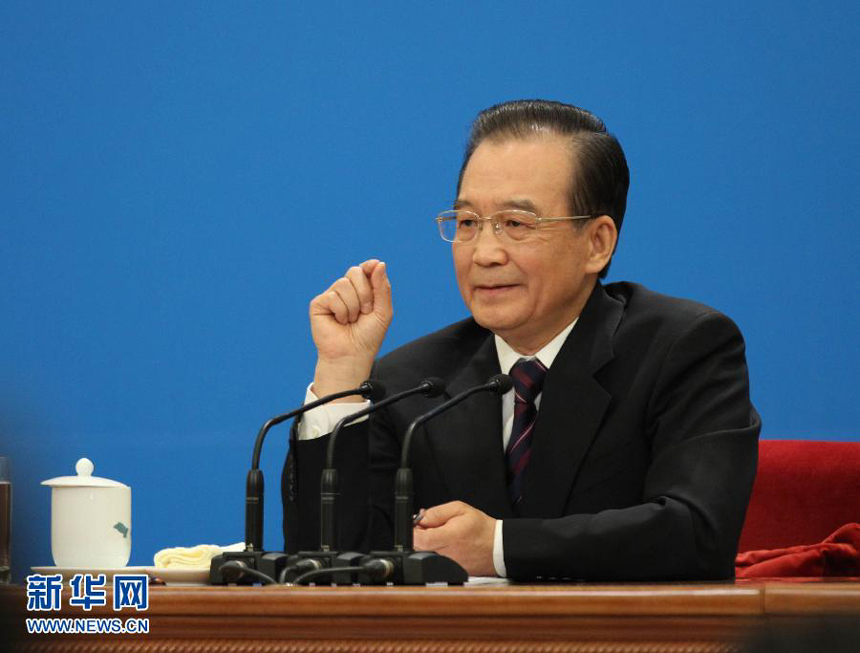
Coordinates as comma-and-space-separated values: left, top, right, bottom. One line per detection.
474, 283, 518, 295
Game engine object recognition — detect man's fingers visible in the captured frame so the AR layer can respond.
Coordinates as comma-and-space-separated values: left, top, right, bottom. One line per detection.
413, 526, 450, 553
418, 501, 465, 528
322, 290, 350, 324
330, 277, 362, 322
359, 259, 380, 275
369, 261, 392, 316
345, 265, 374, 315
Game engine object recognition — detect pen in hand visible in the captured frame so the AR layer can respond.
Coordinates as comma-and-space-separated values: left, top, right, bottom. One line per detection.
412, 508, 426, 527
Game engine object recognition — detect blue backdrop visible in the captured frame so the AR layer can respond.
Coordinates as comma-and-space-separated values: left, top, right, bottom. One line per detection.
2, 1, 858, 581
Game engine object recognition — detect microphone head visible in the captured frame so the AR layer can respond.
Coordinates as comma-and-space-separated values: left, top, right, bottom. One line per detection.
488, 373, 513, 394
359, 379, 387, 401
420, 377, 447, 398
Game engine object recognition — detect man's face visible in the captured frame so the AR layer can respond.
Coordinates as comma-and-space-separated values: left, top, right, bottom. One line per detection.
454, 135, 596, 353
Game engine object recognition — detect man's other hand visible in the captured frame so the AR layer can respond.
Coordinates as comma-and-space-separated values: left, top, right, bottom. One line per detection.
310, 259, 393, 399
413, 501, 497, 577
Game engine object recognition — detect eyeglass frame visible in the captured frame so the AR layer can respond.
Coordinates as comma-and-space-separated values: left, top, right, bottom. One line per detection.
435, 208, 599, 243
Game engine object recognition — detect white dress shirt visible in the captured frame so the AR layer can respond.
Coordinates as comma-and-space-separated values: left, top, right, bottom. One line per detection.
297, 318, 578, 577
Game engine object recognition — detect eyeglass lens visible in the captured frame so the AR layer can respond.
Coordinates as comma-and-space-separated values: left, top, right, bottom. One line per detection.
439, 211, 537, 242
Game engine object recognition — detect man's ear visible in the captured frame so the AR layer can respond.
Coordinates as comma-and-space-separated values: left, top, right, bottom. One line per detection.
584, 215, 618, 275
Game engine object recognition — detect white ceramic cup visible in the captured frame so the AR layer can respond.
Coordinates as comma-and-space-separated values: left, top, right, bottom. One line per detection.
51, 486, 131, 568
43, 458, 132, 568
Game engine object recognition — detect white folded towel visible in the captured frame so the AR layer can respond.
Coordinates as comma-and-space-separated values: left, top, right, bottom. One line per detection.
153, 542, 244, 569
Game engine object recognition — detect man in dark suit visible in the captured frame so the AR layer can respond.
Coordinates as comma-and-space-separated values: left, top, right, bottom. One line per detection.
282, 100, 760, 580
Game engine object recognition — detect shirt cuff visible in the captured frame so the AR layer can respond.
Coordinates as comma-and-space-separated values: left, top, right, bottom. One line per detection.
492, 519, 507, 577
296, 383, 370, 440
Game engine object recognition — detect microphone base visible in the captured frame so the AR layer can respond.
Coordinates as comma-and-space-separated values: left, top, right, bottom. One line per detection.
285, 551, 366, 584
361, 550, 468, 585
209, 550, 289, 585
208, 549, 468, 586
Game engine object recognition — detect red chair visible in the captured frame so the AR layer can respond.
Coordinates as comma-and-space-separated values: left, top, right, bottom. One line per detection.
738, 439, 860, 553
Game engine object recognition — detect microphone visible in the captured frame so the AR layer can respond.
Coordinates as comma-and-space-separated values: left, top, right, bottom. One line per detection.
286, 378, 446, 583
246, 379, 385, 551
357, 374, 512, 586
395, 374, 512, 552
210, 379, 385, 585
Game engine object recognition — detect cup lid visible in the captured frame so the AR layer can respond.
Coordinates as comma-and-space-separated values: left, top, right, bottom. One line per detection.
41, 458, 129, 488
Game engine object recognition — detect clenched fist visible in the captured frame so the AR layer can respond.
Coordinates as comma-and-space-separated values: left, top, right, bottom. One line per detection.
310, 259, 393, 400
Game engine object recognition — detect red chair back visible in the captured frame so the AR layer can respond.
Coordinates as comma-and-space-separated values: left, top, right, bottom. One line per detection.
738, 439, 860, 552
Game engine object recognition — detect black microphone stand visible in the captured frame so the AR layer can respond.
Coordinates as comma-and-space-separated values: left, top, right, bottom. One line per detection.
358, 374, 513, 586
209, 380, 384, 585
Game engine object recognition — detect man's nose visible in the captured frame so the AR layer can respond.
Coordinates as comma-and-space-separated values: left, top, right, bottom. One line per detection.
471, 221, 508, 265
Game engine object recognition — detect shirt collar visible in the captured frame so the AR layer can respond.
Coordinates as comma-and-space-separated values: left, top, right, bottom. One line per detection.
494, 318, 578, 374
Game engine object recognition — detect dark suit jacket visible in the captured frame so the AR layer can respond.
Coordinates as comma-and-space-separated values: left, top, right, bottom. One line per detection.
282, 281, 761, 580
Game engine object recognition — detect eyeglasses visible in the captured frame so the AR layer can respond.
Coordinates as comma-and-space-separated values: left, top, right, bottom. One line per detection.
436, 209, 596, 243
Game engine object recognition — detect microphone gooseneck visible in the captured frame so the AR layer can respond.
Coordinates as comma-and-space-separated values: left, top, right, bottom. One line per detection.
244, 379, 385, 552
399, 373, 511, 468
318, 377, 446, 552
393, 373, 511, 551
325, 376, 445, 469
251, 379, 384, 471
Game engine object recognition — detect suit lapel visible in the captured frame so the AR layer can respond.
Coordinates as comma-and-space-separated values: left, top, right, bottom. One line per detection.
520, 283, 624, 518
424, 332, 514, 519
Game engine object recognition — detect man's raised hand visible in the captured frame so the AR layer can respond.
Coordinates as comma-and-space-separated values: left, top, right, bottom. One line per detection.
309, 259, 393, 399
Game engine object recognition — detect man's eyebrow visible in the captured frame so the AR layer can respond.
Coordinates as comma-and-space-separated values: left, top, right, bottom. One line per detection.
501, 198, 538, 212
452, 198, 539, 212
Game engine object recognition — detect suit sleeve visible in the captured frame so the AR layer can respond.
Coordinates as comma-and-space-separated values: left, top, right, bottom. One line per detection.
502, 310, 761, 580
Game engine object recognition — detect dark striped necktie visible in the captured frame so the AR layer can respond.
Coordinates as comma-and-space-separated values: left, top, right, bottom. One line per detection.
505, 357, 547, 511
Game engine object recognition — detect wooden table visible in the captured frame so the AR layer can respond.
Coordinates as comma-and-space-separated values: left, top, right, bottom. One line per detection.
3, 580, 859, 652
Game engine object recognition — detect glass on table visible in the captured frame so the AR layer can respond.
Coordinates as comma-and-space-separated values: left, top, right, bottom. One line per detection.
0, 457, 10, 583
